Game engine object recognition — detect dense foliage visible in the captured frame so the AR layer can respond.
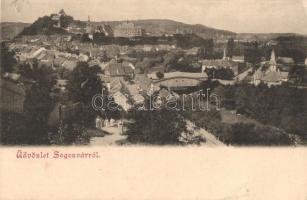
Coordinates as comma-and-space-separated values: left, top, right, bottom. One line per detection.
125, 108, 187, 145
19, 15, 72, 36
67, 62, 102, 104
1, 62, 56, 144
0, 42, 17, 73
214, 83, 307, 141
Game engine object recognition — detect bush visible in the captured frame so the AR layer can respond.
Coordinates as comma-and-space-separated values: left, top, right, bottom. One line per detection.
228, 123, 293, 146
156, 71, 164, 79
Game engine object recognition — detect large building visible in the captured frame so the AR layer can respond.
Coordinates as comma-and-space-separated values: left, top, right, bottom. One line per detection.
114, 22, 145, 38
253, 50, 289, 87
201, 49, 240, 76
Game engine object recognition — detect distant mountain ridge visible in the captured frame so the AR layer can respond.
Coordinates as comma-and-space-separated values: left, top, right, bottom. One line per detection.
1, 18, 306, 41
1, 18, 236, 40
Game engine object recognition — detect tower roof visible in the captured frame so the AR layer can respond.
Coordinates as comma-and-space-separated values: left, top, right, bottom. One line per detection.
59, 9, 66, 16
270, 49, 277, 65
223, 47, 227, 60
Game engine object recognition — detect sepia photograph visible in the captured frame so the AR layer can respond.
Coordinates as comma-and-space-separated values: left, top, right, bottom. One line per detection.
0, 0, 307, 198
1, 0, 307, 147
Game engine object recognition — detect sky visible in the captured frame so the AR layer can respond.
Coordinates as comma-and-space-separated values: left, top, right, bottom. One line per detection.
1, 0, 307, 34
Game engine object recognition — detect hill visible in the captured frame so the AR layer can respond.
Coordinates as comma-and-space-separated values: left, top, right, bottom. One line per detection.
4, 15, 306, 42
18, 14, 73, 36
14, 17, 236, 40
236, 32, 306, 41
0, 22, 30, 41
93, 19, 236, 39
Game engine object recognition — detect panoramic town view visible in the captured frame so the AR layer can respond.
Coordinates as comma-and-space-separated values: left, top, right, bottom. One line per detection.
1, 1, 307, 146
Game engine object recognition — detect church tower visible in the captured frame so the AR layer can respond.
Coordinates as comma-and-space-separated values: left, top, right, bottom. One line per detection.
269, 49, 278, 72
86, 16, 94, 40
86, 16, 92, 33
223, 47, 227, 60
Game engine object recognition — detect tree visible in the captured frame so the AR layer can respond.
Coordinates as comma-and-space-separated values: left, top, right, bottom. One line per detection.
227, 38, 235, 58
1, 62, 56, 144
23, 82, 54, 144
163, 51, 181, 71
204, 39, 214, 59
67, 62, 102, 104
66, 62, 104, 125
156, 71, 164, 79
19, 60, 56, 90
22, 62, 56, 144
125, 108, 187, 144
289, 65, 306, 85
0, 42, 17, 73
59, 15, 73, 28
244, 42, 261, 66
229, 123, 292, 145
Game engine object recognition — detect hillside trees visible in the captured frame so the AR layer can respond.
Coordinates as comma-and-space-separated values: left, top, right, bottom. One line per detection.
67, 62, 102, 104
227, 38, 235, 58
214, 84, 307, 141
21, 62, 56, 144
0, 42, 17, 73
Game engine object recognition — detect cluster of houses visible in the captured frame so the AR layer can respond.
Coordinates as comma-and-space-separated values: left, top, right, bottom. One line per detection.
2, 24, 307, 131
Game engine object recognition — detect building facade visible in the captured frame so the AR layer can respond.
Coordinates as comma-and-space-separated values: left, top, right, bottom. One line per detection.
114, 22, 145, 37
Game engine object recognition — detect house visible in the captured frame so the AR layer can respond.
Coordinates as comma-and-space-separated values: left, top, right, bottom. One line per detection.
201, 48, 239, 75
122, 82, 145, 105
99, 76, 122, 94
155, 44, 176, 51
147, 71, 208, 80
277, 57, 295, 65
29, 47, 46, 59
185, 47, 201, 56
54, 56, 67, 67
232, 56, 244, 63
112, 91, 132, 111
253, 68, 288, 87
201, 59, 239, 75
142, 45, 154, 52
95, 25, 114, 36
262, 71, 289, 86
114, 21, 145, 37
148, 72, 208, 89
253, 50, 289, 87
134, 74, 159, 95
104, 62, 135, 77
61, 59, 78, 71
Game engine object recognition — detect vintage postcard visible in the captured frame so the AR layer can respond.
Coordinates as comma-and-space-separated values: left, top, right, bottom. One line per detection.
1, 0, 307, 199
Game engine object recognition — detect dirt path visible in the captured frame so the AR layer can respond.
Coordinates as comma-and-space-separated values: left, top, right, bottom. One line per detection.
90, 126, 127, 146
186, 120, 226, 146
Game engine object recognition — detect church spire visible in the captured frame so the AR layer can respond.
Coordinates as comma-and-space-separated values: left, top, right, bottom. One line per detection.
270, 49, 277, 65
223, 47, 227, 60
